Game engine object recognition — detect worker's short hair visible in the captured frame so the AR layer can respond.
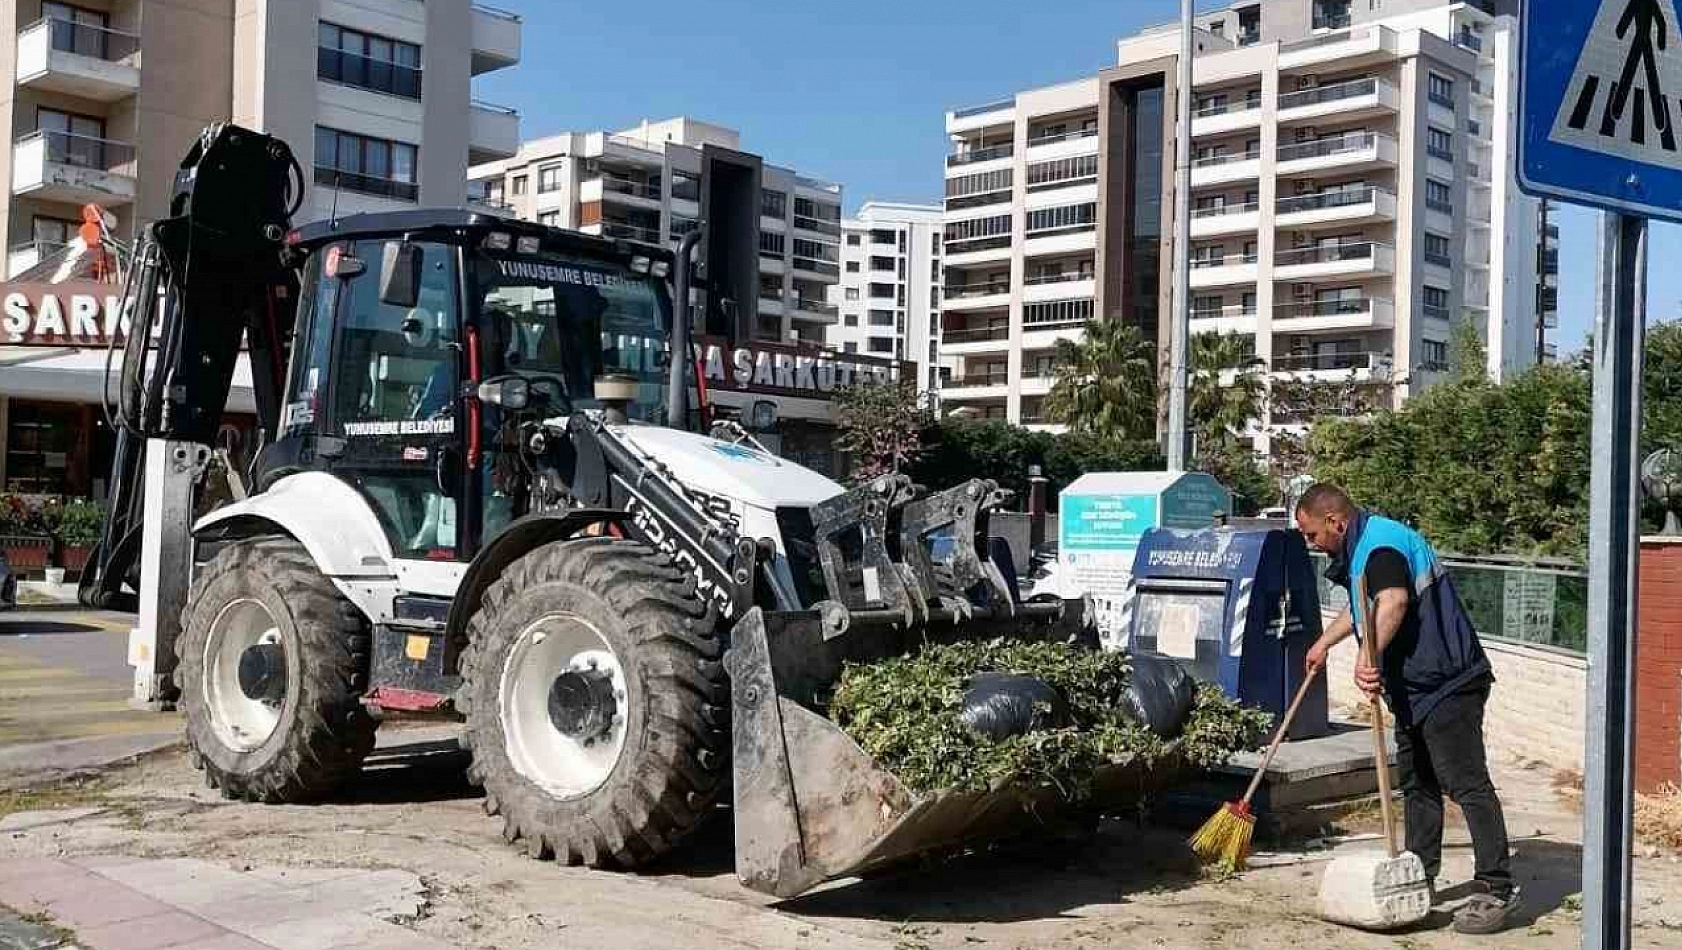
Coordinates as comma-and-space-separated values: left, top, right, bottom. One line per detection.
1295, 482, 1355, 518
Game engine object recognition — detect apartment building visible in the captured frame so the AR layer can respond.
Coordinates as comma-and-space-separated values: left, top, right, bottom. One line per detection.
0, 0, 519, 499
468, 117, 845, 347
825, 201, 947, 394
940, 0, 1558, 439
0, 1, 520, 276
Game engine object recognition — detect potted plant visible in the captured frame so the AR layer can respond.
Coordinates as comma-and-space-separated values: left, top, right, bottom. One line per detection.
47, 498, 104, 577
0, 494, 51, 574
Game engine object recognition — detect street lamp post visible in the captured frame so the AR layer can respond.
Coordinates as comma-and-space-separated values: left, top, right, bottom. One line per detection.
1167, 0, 1194, 471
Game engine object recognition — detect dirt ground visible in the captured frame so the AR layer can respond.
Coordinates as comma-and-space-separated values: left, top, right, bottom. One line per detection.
3, 724, 1680, 950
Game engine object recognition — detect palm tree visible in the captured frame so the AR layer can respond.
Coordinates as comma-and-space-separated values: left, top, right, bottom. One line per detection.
1187, 331, 1266, 448
1043, 319, 1157, 442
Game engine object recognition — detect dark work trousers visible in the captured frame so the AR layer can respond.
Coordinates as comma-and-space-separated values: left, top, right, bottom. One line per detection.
1392, 681, 1514, 896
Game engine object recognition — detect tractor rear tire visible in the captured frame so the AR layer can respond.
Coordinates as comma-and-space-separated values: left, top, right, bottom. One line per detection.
459, 537, 728, 868
175, 537, 377, 802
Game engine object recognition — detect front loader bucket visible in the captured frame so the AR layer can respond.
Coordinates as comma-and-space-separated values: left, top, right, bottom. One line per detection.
724, 608, 1190, 898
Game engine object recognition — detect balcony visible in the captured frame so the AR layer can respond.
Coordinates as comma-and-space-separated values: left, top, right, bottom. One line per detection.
1026, 127, 1099, 160
317, 47, 422, 101
1278, 26, 1398, 71
1023, 227, 1095, 258
1273, 241, 1393, 281
7, 240, 65, 278
1191, 200, 1261, 238
946, 370, 1012, 398
15, 18, 139, 102
1275, 132, 1397, 176
1192, 98, 1264, 138
1190, 150, 1262, 187
13, 131, 136, 206
1274, 186, 1396, 229
794, 215, 843, 238
789, 298, 839, 323
944, 280, 1011, 311
1272, 296, 1396, 332
1277, 77, 1398, 123
1457, 29, 1485, 53
1190, 304, 1258, 334
947, 143, 1014, 168
1189, 251, 1260, 289
599, 221, 661, 244
470, 4, 523, 75
469, 100, 520, 164
792, 256, 841, 278
1271, 350, 1384, 381
757, 289, 783, 314
944, 234, 1013, 266
943, 325, 1012, 355
1023, 274, 1095, 303
950, 98, 1016, 134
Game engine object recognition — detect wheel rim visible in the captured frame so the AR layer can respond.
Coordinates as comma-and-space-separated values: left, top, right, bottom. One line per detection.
202, 598, 285, 752
500, 612, 629, 799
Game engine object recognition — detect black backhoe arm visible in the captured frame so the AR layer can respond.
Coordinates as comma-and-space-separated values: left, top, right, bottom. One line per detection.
80, 123, 305, 609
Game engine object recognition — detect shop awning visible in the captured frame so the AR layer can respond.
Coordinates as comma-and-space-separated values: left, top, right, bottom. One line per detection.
0, 347, 255, 413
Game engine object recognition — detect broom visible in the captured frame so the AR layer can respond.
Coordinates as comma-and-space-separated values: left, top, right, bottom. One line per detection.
1190, 662, 1323, 871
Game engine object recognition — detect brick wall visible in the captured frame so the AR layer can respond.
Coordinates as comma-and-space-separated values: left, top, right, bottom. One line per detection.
1637, 539, 1682, 792
1322, 625, 1588, 774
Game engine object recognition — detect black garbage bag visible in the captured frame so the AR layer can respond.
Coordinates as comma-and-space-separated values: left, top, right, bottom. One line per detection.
958, 672, 1071, 740
1119, 652, 1197, 738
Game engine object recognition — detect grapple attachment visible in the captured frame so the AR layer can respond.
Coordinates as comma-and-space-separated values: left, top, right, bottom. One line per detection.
723, 606, 1190, 898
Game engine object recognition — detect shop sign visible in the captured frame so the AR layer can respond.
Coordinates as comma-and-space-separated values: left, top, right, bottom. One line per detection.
0, 279, 153, 347
694, 336, 910, 400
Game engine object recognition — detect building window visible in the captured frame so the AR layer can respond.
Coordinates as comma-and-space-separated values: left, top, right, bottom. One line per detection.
34, 107, 119, 170
538, 210, 559, 227
869, 255, 895, 271
758, 230, 786, 258
870, 228, 897, 245
1426, 178, 1453, 214
844, 341, 859, 353
845, 287, 860, 301
1313, 0, 1351, 31
795, 197, 843, 236
844, 313, 858, 326
868, 310, 894, 327
1242, 292, 1257, 315
537, 166, 564, 193
1422, 285, 1451, 320
1428, 72, 1455, 109
318, 23, 422, 101
869, 282, 895, 300
314, 127, 418, 201
845, 261, 860, 272
671, 170, 700, 202
944, 214, 1012, 254
1025, 154, 1099, 192
510, 175, 527, 195
945, 168, 1013, 210
1023, 298, 1095, 327
1192, 294, 1224, 318
1421, 338, 1449, 369
868, 337, 894, 354
792, 238, 840, 275
1025, 202, 1097, 234
1424, 232, 1452, 266
761, 188, 787, 219
846, 234, 861, 246
1427, 127, 1454, 161
42, 3, 121, 59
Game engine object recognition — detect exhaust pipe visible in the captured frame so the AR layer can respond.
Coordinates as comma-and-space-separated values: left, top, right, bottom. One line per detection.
666, 226, 705, 431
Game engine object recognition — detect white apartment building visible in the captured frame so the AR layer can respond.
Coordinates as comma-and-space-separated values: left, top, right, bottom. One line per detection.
826, 201, 947, 394
0, 0, 521, 276
940, 0, 1559, 439
468, 117, 845, 347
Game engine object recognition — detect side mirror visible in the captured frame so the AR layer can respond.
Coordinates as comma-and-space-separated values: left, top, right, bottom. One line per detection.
476, 375, 529, 410
380, 241, 423, 308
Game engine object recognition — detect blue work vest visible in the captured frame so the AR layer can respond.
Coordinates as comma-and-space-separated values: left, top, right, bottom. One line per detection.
1330, 510, 1493, 726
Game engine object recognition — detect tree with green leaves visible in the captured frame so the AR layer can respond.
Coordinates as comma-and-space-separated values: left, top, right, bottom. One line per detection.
1043, 319, 1157, 442
833, 378, 932, 486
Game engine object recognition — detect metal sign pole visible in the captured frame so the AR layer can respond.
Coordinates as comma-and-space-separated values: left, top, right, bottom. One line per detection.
1582, 210, 1645, 950
1166, 0, 1192, 472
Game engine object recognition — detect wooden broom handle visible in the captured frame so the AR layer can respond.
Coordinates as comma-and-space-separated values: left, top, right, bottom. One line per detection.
1238, 663, 1321, 805
1358, 576, 1400, 858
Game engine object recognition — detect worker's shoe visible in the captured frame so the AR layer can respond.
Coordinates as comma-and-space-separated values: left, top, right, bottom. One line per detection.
1451, 884, 1522, 934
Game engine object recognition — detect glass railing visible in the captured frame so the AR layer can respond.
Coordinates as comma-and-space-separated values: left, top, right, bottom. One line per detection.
24, 17, 140, 62
1274, 296, 1387, 319
791, 258, 840, 277
1278, 77, 1378, 111
1277, 132, 1380, 162
792, 298, 839, 316
948, 144, 1014, 166
318, 47, 422, 100
1027, 127, 1099, 147
1194, 98, 1263, 118
944, 326, 1011, 344
793, 215, 842, 236
950, 371, 1011, 388
600, 176, 660, 200
954, 98, 1014, 119
600, 221, 660, 243
1277, 187, 1386, 214
1275, 242, 1383, 267
1271, 351, 1379, 372
945, 282, 1011, 298
1192, 150, 1261, 168
1281, 26, 1372, 53
1193, 200, 1260, 218
1191, 252, 1259, 269
944, 235, 1013, 255
1458, 31, 1484, 52
21, 130, 135, 171
1192, 305, 1257, 320
1025, 271, 1094, 285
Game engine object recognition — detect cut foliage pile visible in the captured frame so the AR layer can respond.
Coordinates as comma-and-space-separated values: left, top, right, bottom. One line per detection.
829, 639, 1271, 799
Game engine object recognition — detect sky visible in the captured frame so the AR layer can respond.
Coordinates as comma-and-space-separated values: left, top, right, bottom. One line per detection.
475, 0, 1682, 357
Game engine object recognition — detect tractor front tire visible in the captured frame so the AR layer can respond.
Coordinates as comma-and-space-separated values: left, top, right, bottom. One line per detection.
459, 537, 728, 868
175, 537, 377, 802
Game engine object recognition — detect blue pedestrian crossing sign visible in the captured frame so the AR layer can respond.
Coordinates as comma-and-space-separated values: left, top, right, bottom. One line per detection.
1520, 0, 1682, 221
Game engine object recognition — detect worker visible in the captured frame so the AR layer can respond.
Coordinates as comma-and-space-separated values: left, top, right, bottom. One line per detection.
1294, 483, 1519, 935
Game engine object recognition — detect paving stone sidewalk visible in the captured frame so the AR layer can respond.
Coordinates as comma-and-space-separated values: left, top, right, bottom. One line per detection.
0, 856, 466, 950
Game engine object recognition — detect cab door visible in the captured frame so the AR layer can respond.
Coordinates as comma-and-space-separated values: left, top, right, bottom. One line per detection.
314, 239, 470, 567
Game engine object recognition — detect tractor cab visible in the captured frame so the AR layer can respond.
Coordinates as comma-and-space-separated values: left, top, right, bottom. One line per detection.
266, 212, 683, 563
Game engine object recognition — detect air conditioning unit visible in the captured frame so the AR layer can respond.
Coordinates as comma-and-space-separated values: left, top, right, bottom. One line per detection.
1293, 283, 1314, 299
1297, 127, 1319, 141
1298, 75, 1321, 90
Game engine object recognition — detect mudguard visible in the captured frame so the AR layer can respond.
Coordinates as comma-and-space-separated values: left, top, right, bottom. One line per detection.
192, 472, 394, 578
